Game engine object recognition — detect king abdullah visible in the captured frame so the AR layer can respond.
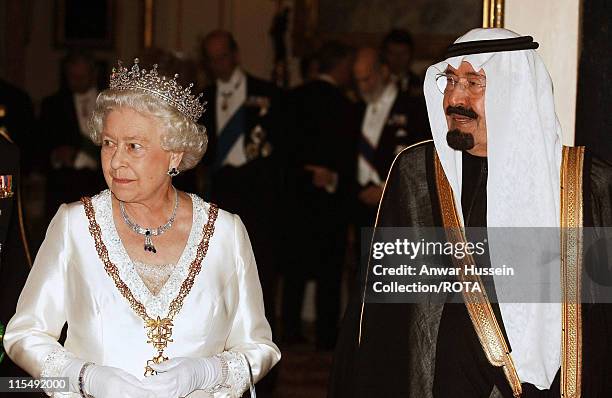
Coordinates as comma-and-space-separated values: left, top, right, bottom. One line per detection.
329, 28, 612, 398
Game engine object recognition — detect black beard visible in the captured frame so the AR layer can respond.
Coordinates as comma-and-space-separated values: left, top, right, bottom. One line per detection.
446, 129, 475, 151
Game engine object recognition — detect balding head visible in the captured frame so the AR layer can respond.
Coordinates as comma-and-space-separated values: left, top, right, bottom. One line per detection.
202, 29, 239, 82
353, 47, 390, 103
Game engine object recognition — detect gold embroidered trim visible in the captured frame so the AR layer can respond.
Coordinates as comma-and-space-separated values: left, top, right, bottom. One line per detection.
81, 196, 219, 375
560, 146, 584, 398
434, 152, 522, 397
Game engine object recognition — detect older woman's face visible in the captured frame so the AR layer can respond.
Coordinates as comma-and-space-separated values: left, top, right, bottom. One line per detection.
101, 107, 181, 203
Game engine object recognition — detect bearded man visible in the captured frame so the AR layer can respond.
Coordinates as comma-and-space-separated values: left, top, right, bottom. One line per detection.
353, 47, 429, 228
330, 28, 612, 398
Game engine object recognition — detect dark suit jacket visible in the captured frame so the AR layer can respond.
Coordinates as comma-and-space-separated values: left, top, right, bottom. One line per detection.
39, 91, 105, 218
396, 70, 423, 97
354, 90, 430, 228
356, 90, 431, 188
38, 90, 96, 156
286, 79, 360, 226
199, 74, 286, 204
200, 73, 285, 172
199, 73, 286, 278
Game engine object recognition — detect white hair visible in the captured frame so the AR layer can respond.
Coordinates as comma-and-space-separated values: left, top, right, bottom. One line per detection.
89, 89, 207, 171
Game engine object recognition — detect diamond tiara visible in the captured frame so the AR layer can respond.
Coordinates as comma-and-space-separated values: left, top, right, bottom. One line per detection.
110, 58, 205, 122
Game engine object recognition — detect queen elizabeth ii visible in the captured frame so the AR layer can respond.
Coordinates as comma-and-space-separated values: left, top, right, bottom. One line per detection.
4, 59, 280, 398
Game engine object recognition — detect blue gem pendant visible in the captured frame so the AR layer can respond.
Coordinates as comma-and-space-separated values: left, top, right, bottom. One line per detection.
144, 230, 157, 253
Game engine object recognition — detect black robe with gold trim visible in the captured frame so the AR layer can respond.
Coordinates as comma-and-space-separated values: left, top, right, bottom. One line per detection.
329, 141, 612, 397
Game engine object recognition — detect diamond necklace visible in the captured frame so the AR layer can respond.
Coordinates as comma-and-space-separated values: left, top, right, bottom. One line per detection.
119, 187, 179, 254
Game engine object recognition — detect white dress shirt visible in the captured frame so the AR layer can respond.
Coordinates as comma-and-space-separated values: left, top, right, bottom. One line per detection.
73, 87, 99, 170
74, 87, 97, 136
358, 83, 398, 186
216, 68, 247, 167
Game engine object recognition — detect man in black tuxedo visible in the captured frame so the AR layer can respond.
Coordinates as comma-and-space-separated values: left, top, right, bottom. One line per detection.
0, 126, 36, 398
199, 29, 285, 333
353, 47, 430, 228
282, 41, 358, 350
382, 29, 422, 97
39, 52, 104, 221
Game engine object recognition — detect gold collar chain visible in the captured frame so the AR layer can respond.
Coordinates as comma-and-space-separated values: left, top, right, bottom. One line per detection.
82, 196, 219, 375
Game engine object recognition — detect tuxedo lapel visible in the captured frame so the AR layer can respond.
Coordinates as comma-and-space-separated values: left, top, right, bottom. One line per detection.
207, 84, 218, 135
63, 93, 79, 131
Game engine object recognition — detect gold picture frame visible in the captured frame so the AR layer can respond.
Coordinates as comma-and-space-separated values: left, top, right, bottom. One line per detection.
292, 0, 488, 61
54, 0, 115, 49
482, 0, 504, 28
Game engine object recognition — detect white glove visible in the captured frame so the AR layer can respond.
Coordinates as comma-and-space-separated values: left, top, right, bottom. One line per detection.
62, 360, 156, 398
142, 357, 222, 398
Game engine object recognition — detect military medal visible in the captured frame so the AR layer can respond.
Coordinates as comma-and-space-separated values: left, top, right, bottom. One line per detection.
219, 76, 243, 112
0, 175, 13, 199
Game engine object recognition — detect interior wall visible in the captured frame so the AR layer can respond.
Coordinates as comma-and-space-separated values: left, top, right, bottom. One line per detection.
21, 0, 141, 106
153, 0, 278, 81
505, 0, 580, 145
11, 0, 291, 105
231, 0, 277, 81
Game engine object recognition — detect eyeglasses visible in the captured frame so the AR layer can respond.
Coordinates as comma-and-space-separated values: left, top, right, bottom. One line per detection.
435, 73, 486, 95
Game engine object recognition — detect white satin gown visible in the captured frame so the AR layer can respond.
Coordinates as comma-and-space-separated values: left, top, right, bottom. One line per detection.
4, 190, 280, 397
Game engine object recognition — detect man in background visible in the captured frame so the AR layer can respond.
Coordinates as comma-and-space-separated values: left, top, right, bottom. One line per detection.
283, 41, 358, 350
200, 29, 286, 397
200, 28, 285, 339
352, 47, 430, 228
39, 51, 104, 221
382, 29, 422, 97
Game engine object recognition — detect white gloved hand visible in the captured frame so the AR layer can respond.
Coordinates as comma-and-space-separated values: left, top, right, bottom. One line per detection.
62, 360, 156, 398
142, 357, 222, 398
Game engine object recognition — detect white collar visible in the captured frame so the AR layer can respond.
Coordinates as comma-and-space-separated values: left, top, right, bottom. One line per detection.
74, 87, 97, 100
217, 68, 245, 92
317, 74, 338, 86
368, 82, 397, 107
92, 189, 207, 317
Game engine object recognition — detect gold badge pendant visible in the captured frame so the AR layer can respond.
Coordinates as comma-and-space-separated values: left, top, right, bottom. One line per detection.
144, 316, 174, 375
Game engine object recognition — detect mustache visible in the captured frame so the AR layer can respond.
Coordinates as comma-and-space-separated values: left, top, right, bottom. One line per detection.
446, 129, 475, 151
446, 105, 478, 119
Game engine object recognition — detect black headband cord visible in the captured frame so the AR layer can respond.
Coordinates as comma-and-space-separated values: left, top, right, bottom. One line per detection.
445, 36, 539, 58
